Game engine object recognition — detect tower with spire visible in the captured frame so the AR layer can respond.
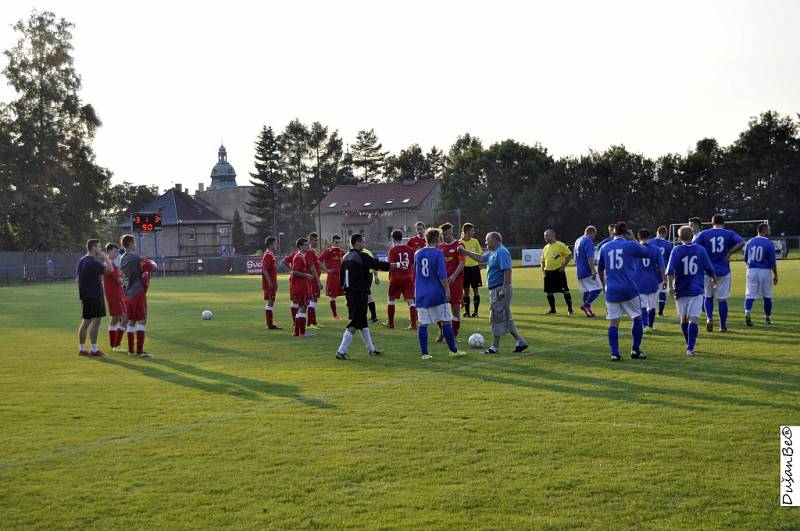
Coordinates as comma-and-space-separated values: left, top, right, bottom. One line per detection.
209, 144, 237, 190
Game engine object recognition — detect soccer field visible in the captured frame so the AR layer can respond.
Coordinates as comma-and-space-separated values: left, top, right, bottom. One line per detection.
1, 262, 798, 529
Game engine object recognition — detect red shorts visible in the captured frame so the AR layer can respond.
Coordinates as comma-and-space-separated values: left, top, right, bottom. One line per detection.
326, 274, 344, 297
290, 283, 310, 307
263, 287, 277, 301
449, 279, 464, 307
311, 280, 321, 298
126, 293, 147, 322
389, 276, 414, 301
106, 296, 127, 317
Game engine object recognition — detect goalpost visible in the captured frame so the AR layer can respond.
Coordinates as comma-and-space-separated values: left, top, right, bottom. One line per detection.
668, 219, 769, 244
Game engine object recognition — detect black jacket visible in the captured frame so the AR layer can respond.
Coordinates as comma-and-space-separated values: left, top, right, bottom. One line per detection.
340, 249, 391, 294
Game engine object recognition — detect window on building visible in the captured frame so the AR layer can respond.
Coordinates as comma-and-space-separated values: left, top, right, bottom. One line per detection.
328, 202, 337, 208
402, 198, 411, 204
363, 202, 372, 207
188, 228, 196, 241
385, 199, 394, 205
219, 227, 229, 235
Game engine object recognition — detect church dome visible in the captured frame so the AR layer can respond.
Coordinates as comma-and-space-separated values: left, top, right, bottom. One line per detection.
209, 144, 237, 189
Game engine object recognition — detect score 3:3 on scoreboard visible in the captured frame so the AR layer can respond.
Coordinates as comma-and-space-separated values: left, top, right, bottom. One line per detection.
132, 213, 162, 233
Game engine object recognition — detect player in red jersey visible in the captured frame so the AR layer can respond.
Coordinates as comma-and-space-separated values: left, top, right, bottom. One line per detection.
119, 234, 158, 357
319, 234, 346, 320
437, 222, 466, 340
386, 229, 417, 329
103, 243, 128, 351
305, 232, 324, 329
407, 221, 427, 252
261, 236, 281, 329
289, 238, 315, 337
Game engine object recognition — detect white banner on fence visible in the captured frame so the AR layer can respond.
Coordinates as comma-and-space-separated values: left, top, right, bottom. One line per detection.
522, 248, 542, 267
246, 258, 262, 275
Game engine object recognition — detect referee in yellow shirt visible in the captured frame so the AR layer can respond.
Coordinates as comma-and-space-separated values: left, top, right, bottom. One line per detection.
541, 228, 574, 314
460, 223, 483, 317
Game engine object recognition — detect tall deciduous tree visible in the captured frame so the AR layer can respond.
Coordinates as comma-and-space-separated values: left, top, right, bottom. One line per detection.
2, 10, 110, 251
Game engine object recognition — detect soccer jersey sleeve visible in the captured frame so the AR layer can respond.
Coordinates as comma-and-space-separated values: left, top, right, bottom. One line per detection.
498, 248, 512, 271
597, 249, 606, 272
665, 248, 677, 277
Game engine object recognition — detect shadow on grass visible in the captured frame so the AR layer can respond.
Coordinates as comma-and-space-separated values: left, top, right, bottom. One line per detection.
98, 356, 334, 409
482, 358, 799, 411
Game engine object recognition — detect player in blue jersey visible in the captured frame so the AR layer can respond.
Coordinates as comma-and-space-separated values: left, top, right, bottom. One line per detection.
574, 225, 602, 317
743, 223, 778, 326
651, 226, 673, 316
414, 228, 467, 360
597, 222, 650, 361
596, 223, 616, 253
667, 226, 717, 356
635, 229, 667, 332
692, 214, 745, 332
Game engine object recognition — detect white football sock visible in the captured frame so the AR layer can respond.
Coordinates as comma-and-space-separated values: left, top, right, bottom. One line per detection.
361, 328, 375, 351
338, 330, 353, 353
90, 343, 98, 353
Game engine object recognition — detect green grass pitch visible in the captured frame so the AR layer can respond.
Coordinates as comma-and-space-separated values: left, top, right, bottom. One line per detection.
1, 262, 798, 529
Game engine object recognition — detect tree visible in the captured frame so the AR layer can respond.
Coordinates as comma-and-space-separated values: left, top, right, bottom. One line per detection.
281, 119, 312, 236
385, 143, 429, 181
2, 10, 110, 250
351, 128, 388, 182
232, 209, 245, 254
426, 146, 447, 179
246, 125, 285, 239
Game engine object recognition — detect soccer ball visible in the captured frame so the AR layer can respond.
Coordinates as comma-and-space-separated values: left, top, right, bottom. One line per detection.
468, 333, 485, 348
201, 310, 213, 320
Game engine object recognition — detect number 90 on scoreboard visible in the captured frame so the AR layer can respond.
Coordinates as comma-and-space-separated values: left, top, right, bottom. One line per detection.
132, 212, 162, 233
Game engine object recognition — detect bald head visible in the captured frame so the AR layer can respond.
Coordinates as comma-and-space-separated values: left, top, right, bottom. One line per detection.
544, 229, 556, 244
485, 231, 502, 250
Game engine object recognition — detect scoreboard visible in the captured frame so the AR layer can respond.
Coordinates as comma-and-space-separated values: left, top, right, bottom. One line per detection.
132, 212, 162, 233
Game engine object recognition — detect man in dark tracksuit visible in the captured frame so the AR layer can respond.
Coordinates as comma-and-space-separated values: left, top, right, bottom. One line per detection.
336, 233, 404, 360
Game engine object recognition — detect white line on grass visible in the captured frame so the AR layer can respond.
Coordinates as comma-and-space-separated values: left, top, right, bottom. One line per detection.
0, 340, 593, 471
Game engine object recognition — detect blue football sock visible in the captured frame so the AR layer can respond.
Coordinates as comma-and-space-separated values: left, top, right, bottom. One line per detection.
658, 292, 667, 313
442, 322, 458, 352
608, 326, 619, 356
719, 300, 728, 329
632, 318, 643, 351
587, 289, 601, 305
681, 322, 689, 344
688, 322, 699, 351
648, 308, 656, 327
764, 297, 773, 317
418, 325, 428, 355
582, 292, 589, 305
745, 298, 754, 313
704, 296, 714, 321
640, 308, 649, 327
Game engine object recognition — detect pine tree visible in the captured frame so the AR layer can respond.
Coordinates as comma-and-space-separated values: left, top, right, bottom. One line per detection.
351, 129, 388, 182
281, 119, 312, 237
246, 125, 284, 239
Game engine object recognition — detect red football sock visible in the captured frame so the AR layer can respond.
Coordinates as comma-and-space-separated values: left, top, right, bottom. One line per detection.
330, 300, 337, 317
308, 306, 316, 325
291, 305, 298, 321
387, 304, 396, 327
410, 306, 418, 327
266, 309, 273, 327
136, 330, 145, 353
109, 329, 116, 347
297, 315, 306, 335
127, 331, 135, 353
453, 319, 460, 336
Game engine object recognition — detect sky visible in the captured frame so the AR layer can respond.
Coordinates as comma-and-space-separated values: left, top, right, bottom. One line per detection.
1, 0, 799, 193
